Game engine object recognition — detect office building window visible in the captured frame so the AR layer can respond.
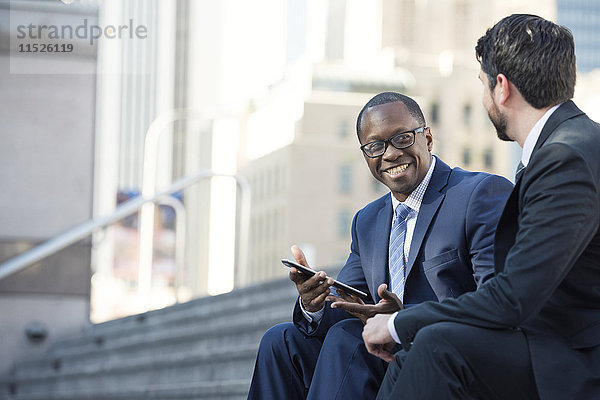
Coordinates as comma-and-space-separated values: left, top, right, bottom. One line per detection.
372, 177, 384, 194
463, 104, 472, 126
337, 120, 349, 138
462, 148, 471, 166
337, 210, 351, 238
339, 164, 352, 194
430, 101, 439, 124
484, 148, 494, 169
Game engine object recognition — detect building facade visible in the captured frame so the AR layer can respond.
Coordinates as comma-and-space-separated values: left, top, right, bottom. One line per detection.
237, 0, 557, 286
557, 0, 600, 73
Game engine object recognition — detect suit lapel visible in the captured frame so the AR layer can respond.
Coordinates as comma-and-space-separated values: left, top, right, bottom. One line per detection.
371, 195, 393, 302
405, 158, 451, 278
494, 102, 585, 273
494, 179, 521, 273
531, 101, 584, 158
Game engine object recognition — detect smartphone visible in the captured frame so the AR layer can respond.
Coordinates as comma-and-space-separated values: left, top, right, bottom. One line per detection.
281, 259, 368, 298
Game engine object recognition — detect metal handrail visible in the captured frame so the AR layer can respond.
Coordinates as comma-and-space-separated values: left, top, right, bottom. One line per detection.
138, 108, 213, 298
0, 168, 251, 284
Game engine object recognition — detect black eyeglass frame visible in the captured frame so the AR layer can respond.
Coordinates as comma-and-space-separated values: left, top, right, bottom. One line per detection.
360, 126, 428, 158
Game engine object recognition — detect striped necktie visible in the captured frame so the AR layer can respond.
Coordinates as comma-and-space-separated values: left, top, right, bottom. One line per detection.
389, 203, 412, 300
515, 161, 525, 181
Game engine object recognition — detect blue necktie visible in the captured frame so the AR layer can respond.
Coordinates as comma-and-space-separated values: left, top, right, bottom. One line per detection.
389, 203, 412, 300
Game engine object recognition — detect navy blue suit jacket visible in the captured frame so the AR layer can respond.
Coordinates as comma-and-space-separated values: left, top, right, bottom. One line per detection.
293, 157, 513, 337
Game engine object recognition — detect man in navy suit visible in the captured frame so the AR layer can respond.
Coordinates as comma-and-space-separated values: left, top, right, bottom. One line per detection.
366, 15, 600, 400
247, 92, 513, 399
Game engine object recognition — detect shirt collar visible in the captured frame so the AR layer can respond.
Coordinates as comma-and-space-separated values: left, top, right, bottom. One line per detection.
521, 103, 561, 167
391, 155, 436, 213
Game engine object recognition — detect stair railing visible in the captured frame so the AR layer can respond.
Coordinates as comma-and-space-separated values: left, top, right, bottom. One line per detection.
0, 169, 251, 299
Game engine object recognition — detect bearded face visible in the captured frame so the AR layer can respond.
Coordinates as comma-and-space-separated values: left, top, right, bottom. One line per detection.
488, 100, 511, 142
479, 69, 513, 142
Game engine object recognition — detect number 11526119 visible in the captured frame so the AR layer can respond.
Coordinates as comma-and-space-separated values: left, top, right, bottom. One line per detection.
18, 43, 74, 53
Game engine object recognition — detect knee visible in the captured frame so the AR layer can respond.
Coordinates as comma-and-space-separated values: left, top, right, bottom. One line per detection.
328, 318, 363, 338
258, 322, 301, 354
322, 319, 363, 350
415, 322, 466, 342
411, 322, 468, 356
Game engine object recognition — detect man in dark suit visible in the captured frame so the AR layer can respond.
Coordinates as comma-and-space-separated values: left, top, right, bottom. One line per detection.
365, 14, 600, 400
247, 92, 512, 399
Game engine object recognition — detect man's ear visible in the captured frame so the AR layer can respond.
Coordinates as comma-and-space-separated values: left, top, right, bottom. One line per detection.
424, 127, 433, 152
496, 73, 511, 105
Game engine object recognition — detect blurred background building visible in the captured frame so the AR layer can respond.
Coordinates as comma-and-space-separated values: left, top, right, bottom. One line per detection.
238, 0, 556, 285
557, 0, 600, 123
557, 0, 600, 74
1, 0, 599, 386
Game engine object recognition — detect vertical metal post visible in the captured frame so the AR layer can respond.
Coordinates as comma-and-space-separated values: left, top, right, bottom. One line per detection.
155, 196, 187, 302
139, 109, 208, 302
138, 109, 250, 305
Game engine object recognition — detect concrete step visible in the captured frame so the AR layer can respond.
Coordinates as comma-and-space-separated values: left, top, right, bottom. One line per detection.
51, 277, 298, 357
12, 344, 258, 398
2, 269, 341, 400
10, 285, 296, 379
12, 307, 290, 381
11, 379, 250, 400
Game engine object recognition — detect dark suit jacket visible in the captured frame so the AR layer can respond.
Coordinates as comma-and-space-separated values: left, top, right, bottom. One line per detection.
391, 101, 600, 399
294, 157, 513, 337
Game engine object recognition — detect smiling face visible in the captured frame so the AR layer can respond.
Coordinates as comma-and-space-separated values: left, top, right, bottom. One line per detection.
359, 101, 433, 202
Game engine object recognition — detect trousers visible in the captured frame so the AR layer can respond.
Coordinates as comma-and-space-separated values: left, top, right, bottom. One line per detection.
247, 318, 389, 400
377, 321, 540, 400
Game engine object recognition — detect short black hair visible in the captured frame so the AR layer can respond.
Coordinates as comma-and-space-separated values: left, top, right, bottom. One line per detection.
356, 92, 426, 142
475, 14, 576, 109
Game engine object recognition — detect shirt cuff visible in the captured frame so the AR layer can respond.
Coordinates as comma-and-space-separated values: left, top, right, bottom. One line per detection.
387, 311, 401, 344
299, 298, 325, 323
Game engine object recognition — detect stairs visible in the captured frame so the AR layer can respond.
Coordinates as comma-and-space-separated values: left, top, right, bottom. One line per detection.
1, 275, 303, 400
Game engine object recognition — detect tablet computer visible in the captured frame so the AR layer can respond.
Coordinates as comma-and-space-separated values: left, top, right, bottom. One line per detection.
281, 259, 368, 298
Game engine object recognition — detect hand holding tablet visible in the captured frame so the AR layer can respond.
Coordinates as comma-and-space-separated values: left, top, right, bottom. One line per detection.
282, 259, 368, 298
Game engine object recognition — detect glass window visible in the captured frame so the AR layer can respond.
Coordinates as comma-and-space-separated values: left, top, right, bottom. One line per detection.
372, 177, 384, 194
430, 102, 439, 124
337, 120, 349, 138
484, 148, 494, 169
463, 104, 472, 126
339, 165, 352, 194
337, 210, 351, 238
462, 148, 471, 166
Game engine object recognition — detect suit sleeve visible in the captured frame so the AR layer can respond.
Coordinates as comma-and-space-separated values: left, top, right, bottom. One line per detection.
293, 211, 372, 337
465, 174, 513, 287
393, 144, 599, 349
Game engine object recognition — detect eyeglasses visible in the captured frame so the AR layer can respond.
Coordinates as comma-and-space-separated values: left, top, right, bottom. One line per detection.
360, 127, 426, 158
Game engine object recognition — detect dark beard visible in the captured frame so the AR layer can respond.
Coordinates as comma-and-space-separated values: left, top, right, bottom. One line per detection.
488, 105, 512, 142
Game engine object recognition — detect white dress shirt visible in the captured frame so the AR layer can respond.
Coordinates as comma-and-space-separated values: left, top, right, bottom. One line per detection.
521, 104, 561, 167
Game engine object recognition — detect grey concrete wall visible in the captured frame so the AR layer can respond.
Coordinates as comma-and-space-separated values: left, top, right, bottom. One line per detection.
0, 294, 90, 377
0, 54, 96, 240
0, 241, 91, 295
0, 2, 97, 378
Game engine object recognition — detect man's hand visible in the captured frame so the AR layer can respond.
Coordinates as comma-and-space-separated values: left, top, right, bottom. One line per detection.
329, 283, 403, 324
363, 314, 396, 362
289, 245, 334, 313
